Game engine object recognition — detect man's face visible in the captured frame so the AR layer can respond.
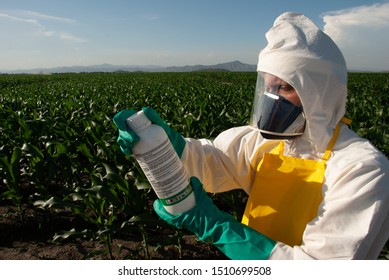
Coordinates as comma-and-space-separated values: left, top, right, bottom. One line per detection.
263, 73, 302, 107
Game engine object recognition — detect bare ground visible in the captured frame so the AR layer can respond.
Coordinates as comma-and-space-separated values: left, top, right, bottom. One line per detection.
1, 204, 387, 260
0, 205, 227, 260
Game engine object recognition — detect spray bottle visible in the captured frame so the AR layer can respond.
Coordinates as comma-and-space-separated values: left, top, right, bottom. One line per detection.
126, 110, 195, 214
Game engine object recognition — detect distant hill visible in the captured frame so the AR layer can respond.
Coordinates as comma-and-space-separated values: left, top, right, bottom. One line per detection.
166, 60, 256, 72
4, 61, 256, 74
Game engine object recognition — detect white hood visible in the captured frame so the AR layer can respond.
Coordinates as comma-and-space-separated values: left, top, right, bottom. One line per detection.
257, 12, 348, 153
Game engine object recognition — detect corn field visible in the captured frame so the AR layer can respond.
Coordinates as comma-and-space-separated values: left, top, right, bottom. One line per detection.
0, 72, 388, 259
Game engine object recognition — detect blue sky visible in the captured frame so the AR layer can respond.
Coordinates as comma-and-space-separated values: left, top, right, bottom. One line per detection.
1, 0, 389, 71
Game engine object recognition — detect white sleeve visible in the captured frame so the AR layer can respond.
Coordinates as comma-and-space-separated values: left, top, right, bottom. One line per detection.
269, 130, 389, 259
181, 126, 274, 194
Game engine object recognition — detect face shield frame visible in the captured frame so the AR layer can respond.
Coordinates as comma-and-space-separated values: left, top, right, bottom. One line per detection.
250, 72, 306, 139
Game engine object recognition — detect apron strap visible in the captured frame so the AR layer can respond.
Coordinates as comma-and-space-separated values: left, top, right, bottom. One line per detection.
341, 117, 352, 126
322, 117, 352, 162
275, 117, 352, 160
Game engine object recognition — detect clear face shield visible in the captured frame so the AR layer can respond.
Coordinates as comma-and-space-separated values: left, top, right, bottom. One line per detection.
250, 72, 306, 139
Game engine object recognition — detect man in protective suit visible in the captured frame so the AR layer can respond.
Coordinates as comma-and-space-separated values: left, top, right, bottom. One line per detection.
114, 12, 389, 259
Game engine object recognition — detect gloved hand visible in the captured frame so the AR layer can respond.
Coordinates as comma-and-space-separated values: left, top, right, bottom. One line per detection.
113, 107, 186, 157
153, 177, 277, 260
113, 109, 139, 155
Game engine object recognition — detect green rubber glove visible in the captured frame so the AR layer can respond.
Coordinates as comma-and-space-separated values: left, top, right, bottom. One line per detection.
153, 177, 277, 260
113, 107, 186, 157
113, 109, 139, 156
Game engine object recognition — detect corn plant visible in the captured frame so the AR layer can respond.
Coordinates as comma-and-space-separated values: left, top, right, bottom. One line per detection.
1, 71, 388, 259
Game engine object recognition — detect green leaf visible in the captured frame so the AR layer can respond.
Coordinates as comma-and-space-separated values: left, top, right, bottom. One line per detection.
77, 143, 94, 159
53, 228, 94, 241
18, 117, 32, 140
45, 141, 67, 158
33, 196, 74, 209
22, 143, 44, 159
11, 147, 22, 165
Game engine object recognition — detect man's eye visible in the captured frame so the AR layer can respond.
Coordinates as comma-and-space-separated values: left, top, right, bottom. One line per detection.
280, 85, 293, 91
265, 84, 294, 93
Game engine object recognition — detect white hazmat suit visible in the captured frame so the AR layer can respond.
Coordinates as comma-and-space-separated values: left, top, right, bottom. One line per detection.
180, 12, 389, 259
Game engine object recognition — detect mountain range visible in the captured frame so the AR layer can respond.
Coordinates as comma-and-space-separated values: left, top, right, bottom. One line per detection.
5, 60, 257, 74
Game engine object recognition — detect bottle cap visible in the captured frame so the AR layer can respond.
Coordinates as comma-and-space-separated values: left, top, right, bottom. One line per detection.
126, 110, 151, 132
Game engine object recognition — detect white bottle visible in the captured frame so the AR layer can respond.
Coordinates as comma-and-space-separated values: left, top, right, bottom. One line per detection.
126, 110, 195, 214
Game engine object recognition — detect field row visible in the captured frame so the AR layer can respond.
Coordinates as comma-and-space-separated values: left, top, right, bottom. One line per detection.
0, 72, 388, 259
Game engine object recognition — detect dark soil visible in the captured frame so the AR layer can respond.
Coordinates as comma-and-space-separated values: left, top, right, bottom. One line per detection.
0, 205, 227, 260
1, 204, 387, 260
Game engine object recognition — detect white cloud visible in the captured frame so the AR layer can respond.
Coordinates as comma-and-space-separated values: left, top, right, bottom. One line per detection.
0, 12, 40, 26
0, 10, 86, 43
23, 10, 78, 24
59, 32, 87, 43
322, 3, 389, 70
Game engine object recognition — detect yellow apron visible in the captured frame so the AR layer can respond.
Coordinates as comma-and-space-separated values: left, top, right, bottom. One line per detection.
242, 118, 350, 246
